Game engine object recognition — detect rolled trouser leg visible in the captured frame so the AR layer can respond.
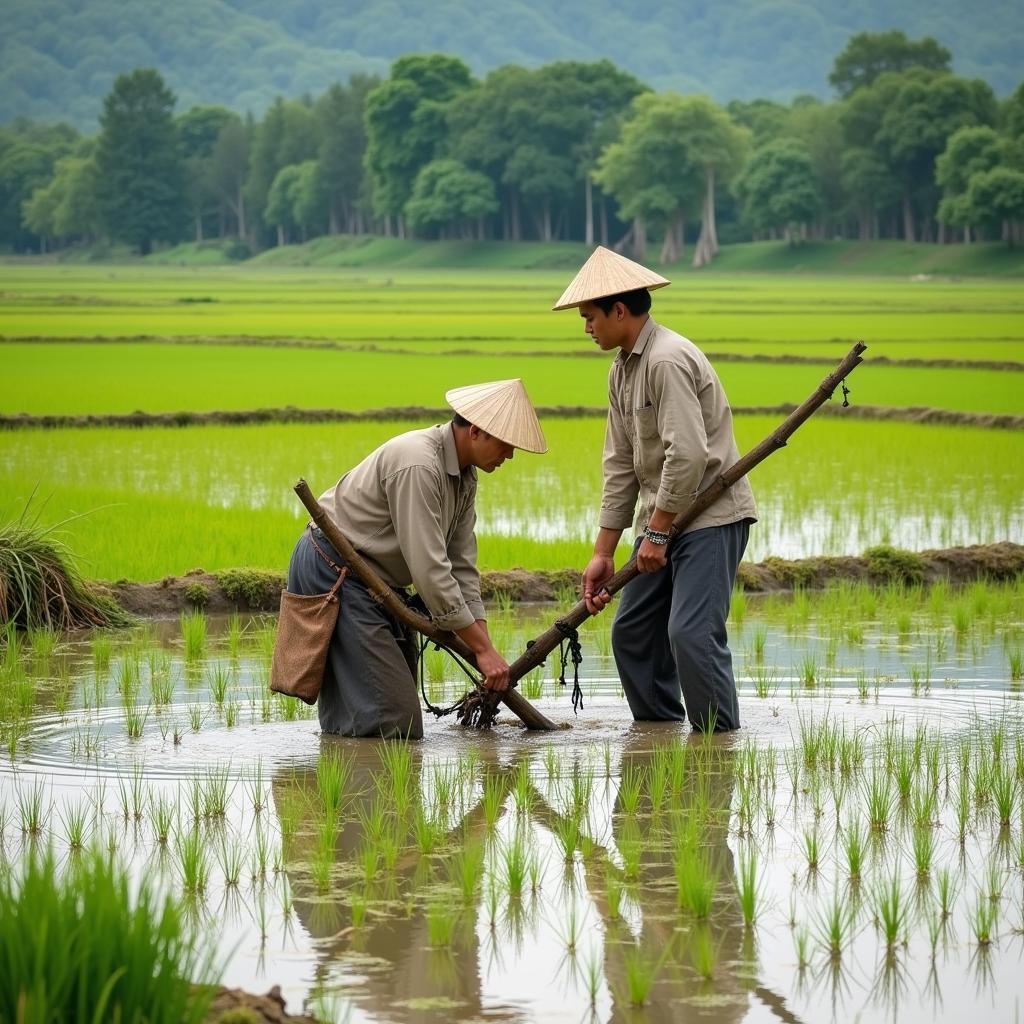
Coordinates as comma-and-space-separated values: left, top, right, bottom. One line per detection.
667, 522, 749, 733
288, 529, 423, 740
611, 538, 685, 722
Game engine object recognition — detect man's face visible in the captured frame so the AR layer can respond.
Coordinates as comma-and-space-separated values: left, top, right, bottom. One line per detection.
579, 301, 623, 351
471, 427, 515, 473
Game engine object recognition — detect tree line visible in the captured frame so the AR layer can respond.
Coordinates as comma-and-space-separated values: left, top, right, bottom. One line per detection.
3, 31, 1023, 263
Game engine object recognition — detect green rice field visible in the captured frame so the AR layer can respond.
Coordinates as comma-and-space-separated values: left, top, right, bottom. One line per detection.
1, 257, 1022, 1023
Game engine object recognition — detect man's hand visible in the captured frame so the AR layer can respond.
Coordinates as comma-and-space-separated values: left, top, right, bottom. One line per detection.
636, 537, 668, 573
475, 645, 510, 692
582, 554, 616, 615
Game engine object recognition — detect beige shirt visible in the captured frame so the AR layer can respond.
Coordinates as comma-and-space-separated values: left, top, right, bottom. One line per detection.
318, 424, 485, 631
600, 317, 758, 535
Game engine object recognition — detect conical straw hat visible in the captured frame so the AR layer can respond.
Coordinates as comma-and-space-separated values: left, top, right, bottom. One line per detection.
445, 379, 547, 454
552, 245, 670, 310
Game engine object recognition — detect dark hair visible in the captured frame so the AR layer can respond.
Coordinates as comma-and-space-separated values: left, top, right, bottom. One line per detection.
452, 413, 472, 428
593, 288, 652, 316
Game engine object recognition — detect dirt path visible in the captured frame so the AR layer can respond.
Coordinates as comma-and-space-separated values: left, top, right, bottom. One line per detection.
105, 542, 1024, 617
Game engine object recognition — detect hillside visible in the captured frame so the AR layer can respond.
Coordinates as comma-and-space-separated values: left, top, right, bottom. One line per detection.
2, 0, 1021, 128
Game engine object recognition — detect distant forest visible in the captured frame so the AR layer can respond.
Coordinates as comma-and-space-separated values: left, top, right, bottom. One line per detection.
3, 33, 1023, 263
4, 0, 1023, 129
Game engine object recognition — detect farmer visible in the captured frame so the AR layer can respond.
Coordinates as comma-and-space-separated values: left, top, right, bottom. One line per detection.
554, 246, 757, 732
287, 379, 547, 739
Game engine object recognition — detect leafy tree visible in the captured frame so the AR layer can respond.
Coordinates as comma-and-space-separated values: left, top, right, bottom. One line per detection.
210, 116, 251, 238
94, 69, 185, 253
364, 54, 473, 233
177, 106, 237, 241
22, 151, 101, 248
965, 167, 1024, 244
404, 159, 498, 238
829, 31, 952, 97
734, 138, 822, 241
264, 163, 303, 246
315, 75, 378, 234
840, 147, 900, 239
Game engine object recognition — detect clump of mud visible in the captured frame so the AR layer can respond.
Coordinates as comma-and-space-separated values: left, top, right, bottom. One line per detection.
204, 984, 317, 1023
103, 543, 1023, 618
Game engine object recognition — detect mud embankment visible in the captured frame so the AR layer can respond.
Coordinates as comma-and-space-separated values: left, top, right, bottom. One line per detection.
106, 542, 1024, 618
5, 402, 1023, 431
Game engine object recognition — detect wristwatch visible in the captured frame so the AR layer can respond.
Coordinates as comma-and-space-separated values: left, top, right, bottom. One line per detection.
643, 526, 670, 546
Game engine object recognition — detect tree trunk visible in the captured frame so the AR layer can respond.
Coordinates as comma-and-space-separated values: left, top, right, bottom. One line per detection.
612, 223, 633, 253
511, 191, 521, 241
195, 214, 203, 243
236, 186, 247, 239
599, 195, 609, 247
660, 214, 679, 264
632, 216, 646, 261
276, 225, 285, 248
705, 167, 719, 255
901, 191, 915, 242
585, 176, 594, 247
541, 199, 552, 243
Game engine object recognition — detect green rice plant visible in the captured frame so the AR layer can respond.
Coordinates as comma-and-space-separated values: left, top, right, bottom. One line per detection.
799, 652, 819, 689
150, 791, 176, 845
484, 879, 500, 930
426, 900, 458, 947
749, 663, 778, 699
556, 902, 582, 954
582, 949, 602, 1008
803, 828, 820, 872
935, 866, 957, 919
451, 840, 486, 904
358, 841, 379, 886
310, 841, 334, 895
992, 766, 1017, 827
956, 778, 972, 844
511, 761, 533, 816
216, 836, 245, 887
1009, 647, 1024, 682
521, 669, 544, 701
179, 610, 207, 662
349, 891, 368, 929
793, 925, 811, 969
223, 697, 239, 727
58, 800, 88, 852
621, 944, 658, 1007
252, 826, 274, 880
984, 860, 1004, 902
500, 831, 529, 896
378, 739, 413, 804
184, 777, 203, 824
731, 584, 746, 627
911, 825, 934, 878
0, 847, 218, 1024
568, 765, 593, 816
618, 828, 643, 882
411, 805, 442, 855
17, 778, 48, 836
202, 765, 231, 818
750, 624, 768, 661
735, 845, 761, 927
618, 763, 645, 816
378, 825, 400, 873
912, 783, 937, 828
527, 850, 545, 894
316, 747, 352, 816
175, 827, 210, 893
971, 889, 997, 946
206, 661, 231, 704
815, 888, 854, 959
92, 634, 112, 675
891, 742, 916, 803
865, 769, 893, 831
843, 818, 867, 880
689, 925, 718, 981
874, 874, 909, 949
433, 762, 457, 809
674, 841, 717, 918
27, 625, 58, 663
225, 612, 244, 659
605, 869, 623, 921
123, 697, 149, 739
357, 796, 390, 846
245, 760, 267, 815
187, 703, 203, 731
552, 812, 580, 862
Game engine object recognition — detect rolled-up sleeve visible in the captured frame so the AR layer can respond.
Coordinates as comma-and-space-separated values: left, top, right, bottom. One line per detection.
448, 496, 486, 622
650, 357, 708, 513
385, 466, 476, 631
599, 383, 641, 530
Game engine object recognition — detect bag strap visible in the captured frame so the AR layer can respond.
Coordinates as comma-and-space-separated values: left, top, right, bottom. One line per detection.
307, 524, 345, 575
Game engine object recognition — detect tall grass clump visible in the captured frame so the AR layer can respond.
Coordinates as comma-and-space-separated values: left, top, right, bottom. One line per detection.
0, 847, 218, 1023
0, 504, 131, 630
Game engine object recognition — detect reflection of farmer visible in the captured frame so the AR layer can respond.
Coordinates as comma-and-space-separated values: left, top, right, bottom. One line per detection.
285, 381, 546, 739
554, 248, 757, 731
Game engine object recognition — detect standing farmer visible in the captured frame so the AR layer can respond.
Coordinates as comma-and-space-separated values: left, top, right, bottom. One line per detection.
287, 379, 547, 739
554, 246, 756, 732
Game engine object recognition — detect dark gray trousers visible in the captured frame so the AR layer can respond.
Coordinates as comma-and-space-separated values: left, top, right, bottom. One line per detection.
286, 528, 423, 739
611, 521, 749, 732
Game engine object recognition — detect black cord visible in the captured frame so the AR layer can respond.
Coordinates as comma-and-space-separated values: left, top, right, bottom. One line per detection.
554, 620, 584, 714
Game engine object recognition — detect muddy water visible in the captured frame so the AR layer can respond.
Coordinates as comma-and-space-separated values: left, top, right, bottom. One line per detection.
1, 606, 1022, 1023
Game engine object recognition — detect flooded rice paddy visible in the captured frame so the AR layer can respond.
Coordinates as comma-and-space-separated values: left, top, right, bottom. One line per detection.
2, 583, 1024, 1023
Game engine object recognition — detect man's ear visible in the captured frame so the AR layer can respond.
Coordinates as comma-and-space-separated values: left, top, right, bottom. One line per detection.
468, 424, 481, 440
614, 302, 627, 321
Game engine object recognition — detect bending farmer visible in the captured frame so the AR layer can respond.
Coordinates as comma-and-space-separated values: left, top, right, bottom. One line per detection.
286, 379, 547, 739
554, 247, 757, 732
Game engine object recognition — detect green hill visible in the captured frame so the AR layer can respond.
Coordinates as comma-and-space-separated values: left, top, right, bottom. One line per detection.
3, 0, 1021, 129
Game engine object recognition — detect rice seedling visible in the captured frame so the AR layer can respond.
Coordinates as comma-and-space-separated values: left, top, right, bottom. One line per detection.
956, 779, 972, 844
865, 769, 893, 831
984, 861, 1004, 903
793, 925, 811, 969
935, 866, 957, 919
216, 836, 245, 888
971, 890, 997, 947
310, 841, 334, 895
911, 825, 934, 878
358, 841, 380, 886
605, 869, 624, 921
674, 842, 717, 918
349, 890, 368, 929
511, 761, 533, 816
206, 662, 231, 704
17, 778, 48, 836
316, 747, 351, 817
123, 698, 149, 739
225, 612, 244, 659
176, 610, 208, 665
803, 828, 821, 872
245, 760, 267, 815
251, 825, 272, 880
184, 777, 203, 824
568, 765, 593, 816
175, 827, 210, 893
0, 847, 218, 1024
1009, 648, 1024, 682
223, 697, 240, 727
500, 831, 529, 897
689, 925, 718, 981
527, 850, 545, 894
58, 800, 89, 852
552, 812, 580, 862
202, 765, 231, 818
426, 900, 458, 947
92, 634, 112, 674
874, 874, 909, 950
617, 764, 645, 816
618, 829, 643, 882
521, 669, 544, 701
621, 944, 658, 1007
187, 704, 203, 731
844, 818, 867, 880
735, 845, 761, 927
912, 783, 938, 828
150, 792, 176, 845
815, 889, 854, 959
582, 949, 603, 1008
556, 902, 582, 954
992, 766, 1016, 828
450, 839, 486, 904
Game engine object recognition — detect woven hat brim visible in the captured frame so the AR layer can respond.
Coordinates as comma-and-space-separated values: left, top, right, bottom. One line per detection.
552, 245, 670, 310
445, 379, 548, 454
